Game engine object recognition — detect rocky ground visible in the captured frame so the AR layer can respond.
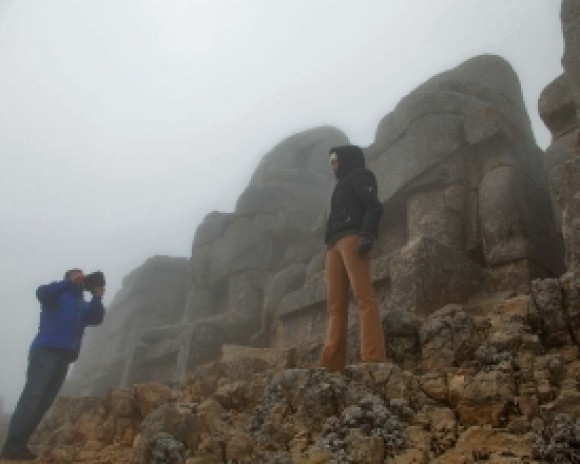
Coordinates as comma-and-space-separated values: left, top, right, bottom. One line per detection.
2, 275, 580, 464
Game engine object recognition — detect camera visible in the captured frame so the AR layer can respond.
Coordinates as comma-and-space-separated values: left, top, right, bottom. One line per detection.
84, 271, 105, 292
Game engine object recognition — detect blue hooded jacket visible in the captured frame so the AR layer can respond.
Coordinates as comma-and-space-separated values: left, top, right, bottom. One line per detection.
30, 279, 105, 361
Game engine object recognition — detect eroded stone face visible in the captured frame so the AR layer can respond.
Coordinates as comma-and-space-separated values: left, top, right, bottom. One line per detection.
541, 0, 580, 277
65, 256, 191, 395
20, 5, 580, 463
562, 0, 580, 112
72, 53, 565, 397
539, 74, 578, 139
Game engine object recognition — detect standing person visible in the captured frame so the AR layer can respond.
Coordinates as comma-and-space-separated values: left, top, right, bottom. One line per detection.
320, 145, 386, 372
1, 269, 106, 461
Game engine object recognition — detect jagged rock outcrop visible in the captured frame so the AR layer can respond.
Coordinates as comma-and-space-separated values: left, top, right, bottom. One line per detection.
67, 52, 565, 397
65, 256, 190, 395
540, 0, 580, 274
179, 127, 347, 373
25, 299, 580, 463
12, 3, 579, 463
279, 53, 563, 360
66, 128, 348, 396
369, 53, 562, 283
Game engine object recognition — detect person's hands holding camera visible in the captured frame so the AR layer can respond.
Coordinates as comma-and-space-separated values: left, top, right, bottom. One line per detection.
84, 271, 106, 297
92, 286, 105, 298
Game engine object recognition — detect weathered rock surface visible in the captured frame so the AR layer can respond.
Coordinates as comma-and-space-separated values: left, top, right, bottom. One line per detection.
542, 0, 580, 276
20, 283, 580, 463
539, 74, 577, 139
9, 3, 579, 463
66, 51, 565, 400
65, 256, 190, 395
368, 54, 562, 282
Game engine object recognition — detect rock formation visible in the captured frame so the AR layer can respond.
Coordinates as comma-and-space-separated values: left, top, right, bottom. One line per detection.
67, 52, 564, 397
66, 256, 191, 394
541, 0, 580, 274
11, 1, 580, 463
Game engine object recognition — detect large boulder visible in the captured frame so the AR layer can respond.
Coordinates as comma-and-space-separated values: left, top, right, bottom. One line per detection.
540, 0, 580, 275
562, 0, 580, 112
66, 256, 190, 395
418, 305, 486, 371
539, 74, 580, 274
71, 50, 567, 395
369, 55, 563, 282
388, 238, 483, 318
539, 74, 577, 139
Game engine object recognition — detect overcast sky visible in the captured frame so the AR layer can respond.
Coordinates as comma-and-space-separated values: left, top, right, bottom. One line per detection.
0, 1, 564, 412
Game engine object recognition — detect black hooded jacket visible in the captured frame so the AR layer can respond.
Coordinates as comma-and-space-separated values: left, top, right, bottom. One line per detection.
325, 145, 383, 246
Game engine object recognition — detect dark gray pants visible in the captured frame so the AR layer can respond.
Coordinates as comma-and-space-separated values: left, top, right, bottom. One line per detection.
2, 349, 69, 453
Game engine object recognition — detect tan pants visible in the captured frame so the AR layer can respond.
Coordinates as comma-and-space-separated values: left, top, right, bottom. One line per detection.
320, 235, 387, 372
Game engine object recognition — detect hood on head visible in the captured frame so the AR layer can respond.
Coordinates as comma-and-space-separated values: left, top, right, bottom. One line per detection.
329, 145, 366, 180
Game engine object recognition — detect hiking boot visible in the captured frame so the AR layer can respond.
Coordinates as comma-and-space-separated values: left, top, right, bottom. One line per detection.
0, 446, 37, 460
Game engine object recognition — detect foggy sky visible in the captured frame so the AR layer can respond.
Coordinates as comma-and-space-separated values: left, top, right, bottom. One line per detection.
0, 1, 564, 412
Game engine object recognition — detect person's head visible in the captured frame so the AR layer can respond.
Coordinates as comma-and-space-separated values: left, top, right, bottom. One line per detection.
328, 145, 366, 180
64, 268, 84, 285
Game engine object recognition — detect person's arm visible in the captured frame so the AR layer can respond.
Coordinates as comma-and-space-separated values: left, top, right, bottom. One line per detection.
353, 169, 383, 238
36, 280, 75, 306
85, 287, 105, 326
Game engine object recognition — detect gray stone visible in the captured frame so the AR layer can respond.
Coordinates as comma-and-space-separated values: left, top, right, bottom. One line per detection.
67, 256, 190, 394
125, 344, 180, 386
208, 215, 276, 286
538, 75, 577, 139
479, 166, 528, 265
69, 51, 569, 397
544, 130, 580, 172
388, 237, 483, 318
370, 55, 534, 161
277, 271, 327, 318
547, 157, 580, 272
189, 245, 212, 288
368, 53, 561, 282
540, 1, 580, 277
280, 237, 322, 268
479, 165, 563, 276
370, 255, 391, 284
407, 188, 465, 252
247, 126, 347, 189
227, 271, 266, 327
562, 0, 580, 112
419, 304, 484, 370
384, 310, 420, 365
236, 183, 327, 216
463, 102, 501, 145
136, 404, 202, 464
192, 211, 233, 250
456, 364, 516, 427
183, 287, 214, 322
559, 272, 580, 344
530, 278, 572, 347
263, 264, 307, 313
183, 316, 254, 372
305, 252, 326, 280
370, 113, 463, 202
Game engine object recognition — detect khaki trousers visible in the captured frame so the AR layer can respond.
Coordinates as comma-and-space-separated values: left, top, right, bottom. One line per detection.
320, 235, 386, 372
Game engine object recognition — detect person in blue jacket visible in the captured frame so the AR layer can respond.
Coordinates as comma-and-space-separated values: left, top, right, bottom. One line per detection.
1, 269, 105, 461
